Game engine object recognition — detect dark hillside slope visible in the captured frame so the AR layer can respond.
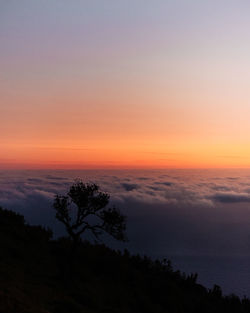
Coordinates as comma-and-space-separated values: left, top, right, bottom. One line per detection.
0, 206, 249, 313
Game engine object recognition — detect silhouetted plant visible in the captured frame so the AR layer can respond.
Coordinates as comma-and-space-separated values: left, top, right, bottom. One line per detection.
53, 180, 127, 245
0, 206, 52, 242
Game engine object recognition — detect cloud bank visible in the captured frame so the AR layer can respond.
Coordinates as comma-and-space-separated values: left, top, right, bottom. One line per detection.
1, 169, 250, 257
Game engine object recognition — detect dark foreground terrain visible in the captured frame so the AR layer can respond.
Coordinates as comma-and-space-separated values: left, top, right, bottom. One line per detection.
0, 207, 250, 313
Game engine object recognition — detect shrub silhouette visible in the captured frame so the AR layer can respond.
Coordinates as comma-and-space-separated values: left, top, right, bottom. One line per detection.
53, 180, 127, 245
0, 206, 52, 242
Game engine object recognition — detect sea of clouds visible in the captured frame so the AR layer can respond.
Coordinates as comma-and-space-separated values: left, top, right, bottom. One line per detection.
1, 169, 250, 258
3, 169, 250, 295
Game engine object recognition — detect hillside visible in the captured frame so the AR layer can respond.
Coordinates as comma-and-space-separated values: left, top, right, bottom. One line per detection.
0, 206, 249, 313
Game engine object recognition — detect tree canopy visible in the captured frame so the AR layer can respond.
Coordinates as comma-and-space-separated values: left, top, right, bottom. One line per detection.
53, 180, 127, 244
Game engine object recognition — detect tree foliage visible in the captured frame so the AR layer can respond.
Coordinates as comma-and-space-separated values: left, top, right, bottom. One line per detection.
53, 180, 127, 244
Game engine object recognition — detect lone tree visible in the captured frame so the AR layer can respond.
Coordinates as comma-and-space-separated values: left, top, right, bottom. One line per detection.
53, 180, 127, 244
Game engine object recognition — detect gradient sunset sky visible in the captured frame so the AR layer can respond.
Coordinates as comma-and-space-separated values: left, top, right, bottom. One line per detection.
1, 0, 250, 169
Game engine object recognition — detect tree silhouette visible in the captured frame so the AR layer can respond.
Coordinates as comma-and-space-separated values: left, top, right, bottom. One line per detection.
53, 180, 127, 244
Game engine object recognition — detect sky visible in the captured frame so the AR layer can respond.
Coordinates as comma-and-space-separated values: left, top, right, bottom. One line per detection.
1, 0, 250, 169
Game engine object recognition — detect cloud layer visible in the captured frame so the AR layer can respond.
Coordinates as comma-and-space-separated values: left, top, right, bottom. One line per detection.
1, 169, 250, 258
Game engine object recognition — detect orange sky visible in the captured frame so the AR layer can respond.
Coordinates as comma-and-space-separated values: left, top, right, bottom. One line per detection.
1, 1, 250, 169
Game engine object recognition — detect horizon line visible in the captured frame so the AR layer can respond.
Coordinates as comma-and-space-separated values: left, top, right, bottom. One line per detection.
2, 166, 250, 171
